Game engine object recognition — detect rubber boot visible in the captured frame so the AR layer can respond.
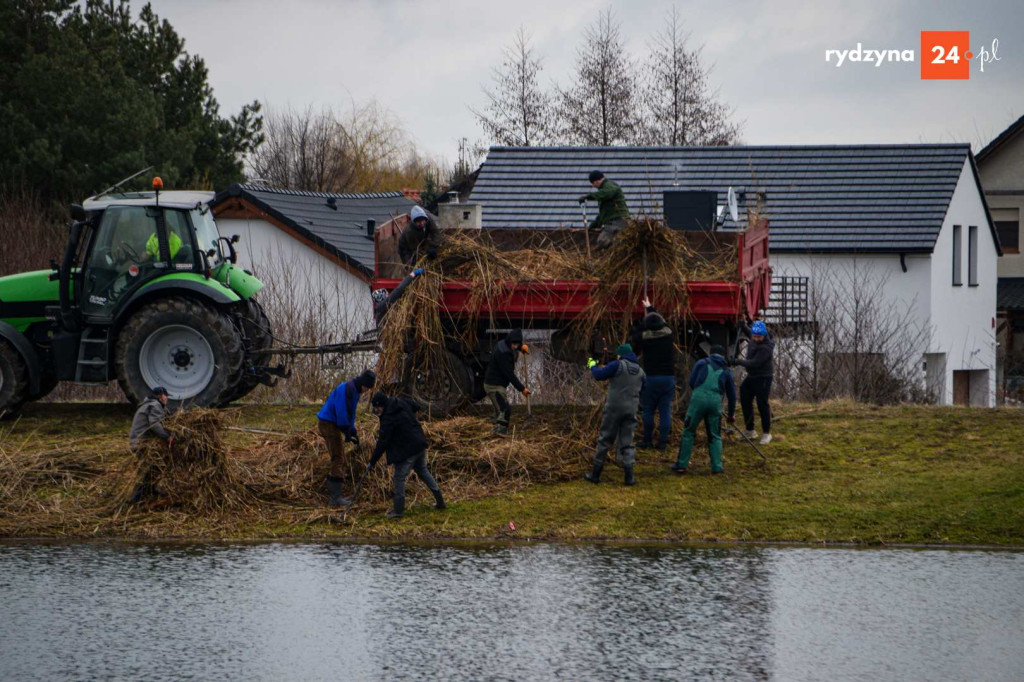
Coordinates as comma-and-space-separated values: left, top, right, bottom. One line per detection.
584, 463, 603, 484
433, 489, 446, 510
387, 497, 404, 518
325, 476, 351, 508
624, 465, 636, 486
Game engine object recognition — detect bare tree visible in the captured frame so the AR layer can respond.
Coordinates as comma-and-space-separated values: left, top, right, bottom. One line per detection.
472, 27, 554, 147
770, 259, 934, 404
248, 100, 440, 194
557, 8, 640, 146
642, 8, 741, 146
248, 105, 347, 191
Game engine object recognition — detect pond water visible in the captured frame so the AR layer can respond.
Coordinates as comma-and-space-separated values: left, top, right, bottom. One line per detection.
1, 542, 1021, 681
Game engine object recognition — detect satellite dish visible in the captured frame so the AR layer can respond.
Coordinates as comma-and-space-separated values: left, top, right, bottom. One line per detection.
727, 187, 740, 224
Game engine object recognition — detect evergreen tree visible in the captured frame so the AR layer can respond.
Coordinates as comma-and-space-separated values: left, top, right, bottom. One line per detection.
0, 0, 263, 202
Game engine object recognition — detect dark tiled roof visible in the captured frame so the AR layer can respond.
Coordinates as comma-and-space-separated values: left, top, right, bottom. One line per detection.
469, 145, 975, 253
977, 112, 1024, 164
998, 278, 1024, 311
211, 184, 419, 276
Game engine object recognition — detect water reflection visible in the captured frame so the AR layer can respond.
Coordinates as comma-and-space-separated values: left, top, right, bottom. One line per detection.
0, 543, 1021, 681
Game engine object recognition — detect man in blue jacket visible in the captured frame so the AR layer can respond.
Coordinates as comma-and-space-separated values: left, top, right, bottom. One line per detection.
584, 343, 646, 486
672, 345, 736, 475
368, 392, 445, 519
317, 369, 376, 507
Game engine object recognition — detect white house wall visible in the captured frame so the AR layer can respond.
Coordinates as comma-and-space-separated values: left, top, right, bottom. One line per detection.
927, 160, 999, 406
218, 217, 374, 342
770, 162, 997, 406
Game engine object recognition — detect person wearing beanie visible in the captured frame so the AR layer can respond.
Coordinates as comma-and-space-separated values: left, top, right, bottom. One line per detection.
316, 369, 376, 507
483, 329, 532, 436
632, 295, 677, 451
577, 170, 631, 250
398, 205, 442, 265
672, 345, 736, 475
127, 386, 175, 503
367, 392, 445, 518
729, 319, 775, 445
584, 342, 646, 485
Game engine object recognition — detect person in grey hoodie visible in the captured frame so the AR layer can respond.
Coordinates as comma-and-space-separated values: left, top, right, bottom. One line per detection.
398, 206, 442, 265
584, 343, 646, 486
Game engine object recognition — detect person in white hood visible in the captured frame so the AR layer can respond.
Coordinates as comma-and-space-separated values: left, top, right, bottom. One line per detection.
398, 205, 442, 265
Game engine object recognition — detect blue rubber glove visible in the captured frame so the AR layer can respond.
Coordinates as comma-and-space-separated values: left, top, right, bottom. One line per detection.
412, 268, 424, 277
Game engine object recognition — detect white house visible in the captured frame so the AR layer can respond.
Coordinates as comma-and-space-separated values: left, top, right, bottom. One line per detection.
976, 112, 1024, 399
211, 184, 420, 342
467, 145, 1000, 405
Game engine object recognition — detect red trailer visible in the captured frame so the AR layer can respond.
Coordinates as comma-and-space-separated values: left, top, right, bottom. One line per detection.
372, 217, 771, 412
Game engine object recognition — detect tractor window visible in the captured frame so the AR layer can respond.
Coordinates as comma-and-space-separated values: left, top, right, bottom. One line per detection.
165, 209, 195, 269
83, 206, 158, 314
191, 208, 221, 266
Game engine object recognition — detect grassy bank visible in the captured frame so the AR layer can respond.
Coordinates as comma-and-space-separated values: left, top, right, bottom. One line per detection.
2, 402, 1023, 546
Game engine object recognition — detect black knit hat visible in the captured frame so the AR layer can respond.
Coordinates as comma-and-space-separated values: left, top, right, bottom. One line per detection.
370, 391, 389, 408
151, 386, 169, 397
710, 344, 726, 357
588, 170, 604, 183
506, 328, 523, 346
353, 369, 377, 390
643, 312, 667, 331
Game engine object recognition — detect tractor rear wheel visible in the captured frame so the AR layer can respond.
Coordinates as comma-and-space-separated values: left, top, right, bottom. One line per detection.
402, 350, 473, 417
218, 298, 273, 404
114, 297, 244, 409
0, 340, 30, 420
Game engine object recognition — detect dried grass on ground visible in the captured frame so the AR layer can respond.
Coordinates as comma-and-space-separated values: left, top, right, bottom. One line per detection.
0, 406, 605, 537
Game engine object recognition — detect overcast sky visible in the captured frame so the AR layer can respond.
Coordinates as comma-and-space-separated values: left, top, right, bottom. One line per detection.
145, 0, 1024, 165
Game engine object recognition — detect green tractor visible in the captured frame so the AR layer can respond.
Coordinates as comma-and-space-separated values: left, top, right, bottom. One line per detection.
0, 177, 279, 417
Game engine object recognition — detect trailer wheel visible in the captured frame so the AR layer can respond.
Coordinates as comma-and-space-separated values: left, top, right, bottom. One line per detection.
402, 350, 473, 417
218, 298, 273, 404
0, 339, 30, 420
115, 297, 244, 408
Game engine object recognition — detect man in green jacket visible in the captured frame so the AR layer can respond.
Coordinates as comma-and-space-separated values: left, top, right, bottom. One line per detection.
578, 170, 631, 250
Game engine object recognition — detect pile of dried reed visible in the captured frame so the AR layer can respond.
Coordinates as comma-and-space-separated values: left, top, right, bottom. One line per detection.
0, 404, 619, 535
375, 217, 736, 398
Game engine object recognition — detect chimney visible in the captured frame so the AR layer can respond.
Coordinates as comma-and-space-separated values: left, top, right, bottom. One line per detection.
326, 197, 337, 210
439, 203, 482, 230
366, 219, 376, 239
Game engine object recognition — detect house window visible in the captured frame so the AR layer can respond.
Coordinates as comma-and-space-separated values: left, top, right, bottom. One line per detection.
952, 224, 962, 286
994, 208, 1020, 254
968, 225, 978, 286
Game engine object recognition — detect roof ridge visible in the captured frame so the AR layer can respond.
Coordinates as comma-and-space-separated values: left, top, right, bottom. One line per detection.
236, 183, 406, 200
488, 144, 972, 152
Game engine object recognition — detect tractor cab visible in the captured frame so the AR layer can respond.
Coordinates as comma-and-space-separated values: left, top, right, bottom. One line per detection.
74, 185, 221, 323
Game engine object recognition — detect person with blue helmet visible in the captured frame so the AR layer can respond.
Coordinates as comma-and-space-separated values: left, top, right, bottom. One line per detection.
671, 345, 736, 474
730, 319, 775, 445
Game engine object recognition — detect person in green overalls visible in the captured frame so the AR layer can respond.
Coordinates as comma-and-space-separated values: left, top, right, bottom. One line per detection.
671, 344, 737, 475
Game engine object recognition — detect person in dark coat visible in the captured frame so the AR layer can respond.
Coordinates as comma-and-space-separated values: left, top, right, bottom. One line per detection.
316, 369, 376, 507
369, 392, 445, 519
632, 296, 676, 450
372, 267, 424, 325
483, 329, 532, 435
730, 320, 775, 445
584, 343, 646, 486
398, 206, 442, 265
578, 170, 631, 250
672, 345, 737, 475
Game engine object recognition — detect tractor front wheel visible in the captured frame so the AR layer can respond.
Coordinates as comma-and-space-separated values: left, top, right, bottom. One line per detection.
115, 297, 244, 408
0, 340, 30, 420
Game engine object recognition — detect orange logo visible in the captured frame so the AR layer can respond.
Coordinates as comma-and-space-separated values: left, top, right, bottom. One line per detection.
921, 31, 971, 79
